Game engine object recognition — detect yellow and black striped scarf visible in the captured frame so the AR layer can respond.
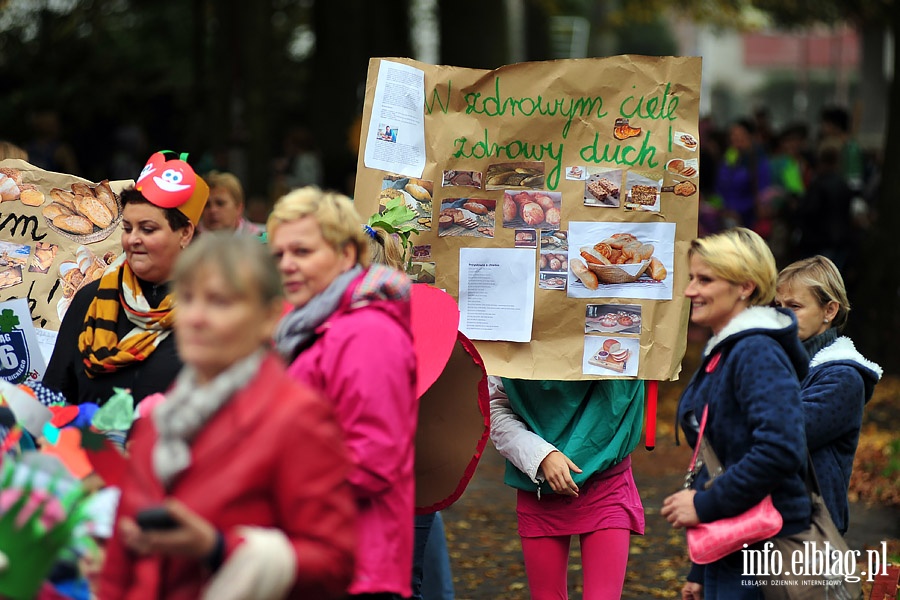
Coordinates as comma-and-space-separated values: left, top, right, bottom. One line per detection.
78, 255, 175, 377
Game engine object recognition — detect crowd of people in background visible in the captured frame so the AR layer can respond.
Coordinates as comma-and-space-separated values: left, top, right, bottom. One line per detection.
698, 105, 879, 298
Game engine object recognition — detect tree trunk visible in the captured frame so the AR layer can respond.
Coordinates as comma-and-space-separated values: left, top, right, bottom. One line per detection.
857, 21, 887, 148
241, 1, 273, 197
311, 0, 411, 191
856, 4, 900, 375
439, 0, 509, 68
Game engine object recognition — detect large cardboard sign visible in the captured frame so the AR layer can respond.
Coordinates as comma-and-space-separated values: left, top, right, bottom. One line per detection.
354, 56, 701, 381
0, 159, 129, 334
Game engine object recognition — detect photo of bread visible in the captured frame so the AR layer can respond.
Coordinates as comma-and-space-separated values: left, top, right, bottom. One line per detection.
485, 162, 544, 191
438, 198, 496, 238
501, 190, 562, 230
29, 242, 59, 274
42, 179, 123, 242
665, 158, 699, 179
19, 184, 45, 207
379, 176, 433, 232
583, 335, 640, 377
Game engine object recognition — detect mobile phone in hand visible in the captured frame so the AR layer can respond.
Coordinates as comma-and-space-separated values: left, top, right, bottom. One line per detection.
135, 506, 179, 531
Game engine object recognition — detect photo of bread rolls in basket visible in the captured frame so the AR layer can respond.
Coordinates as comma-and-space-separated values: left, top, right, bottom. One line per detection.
569, 232, 667, 286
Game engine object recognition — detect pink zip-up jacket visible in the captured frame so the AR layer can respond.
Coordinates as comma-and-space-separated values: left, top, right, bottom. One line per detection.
285, 267, 417, 598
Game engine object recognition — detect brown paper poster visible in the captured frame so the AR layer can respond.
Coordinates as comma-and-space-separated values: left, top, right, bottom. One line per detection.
354, 56, 701, 381
0, 158, 130, 332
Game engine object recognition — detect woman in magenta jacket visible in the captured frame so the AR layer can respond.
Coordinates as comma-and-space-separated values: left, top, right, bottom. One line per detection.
269, 187, 418, 600
100, 233, 356, 600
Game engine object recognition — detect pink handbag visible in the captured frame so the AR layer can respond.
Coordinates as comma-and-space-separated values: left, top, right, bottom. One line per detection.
683, 405, 783, 565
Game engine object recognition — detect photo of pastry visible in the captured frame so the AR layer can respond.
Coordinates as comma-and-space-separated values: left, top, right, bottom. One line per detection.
585, 304, 642, 335
673, 130, 698, 151
613, 117, 642, 141
583, 335, 639, 376
442, 170, 483, 188
28, 242, 59, 274
485, 161, 544, 191
565, 166, 587, 180
539, 272, 567, 291
502, 190, 561, 231
438, 198, 496, 238
567, 221, 676, 301
623, 173, 661, 212
379, 176, 433, 231
583, 168, 623, 208
411, 244, 432, 262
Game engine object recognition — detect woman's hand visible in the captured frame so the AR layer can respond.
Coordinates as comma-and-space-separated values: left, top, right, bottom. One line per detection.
661, 489, 699, 528
682, 581, 703, 599
119, 499, 217, 560
539, 450, 582, 496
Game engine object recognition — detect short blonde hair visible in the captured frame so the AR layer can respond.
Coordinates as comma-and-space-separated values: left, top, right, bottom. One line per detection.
205, 171, 245, 207
689, 227, 777, 305
367, 226, 405, 270
777, 255, 850, 331
267, 186, 370, 268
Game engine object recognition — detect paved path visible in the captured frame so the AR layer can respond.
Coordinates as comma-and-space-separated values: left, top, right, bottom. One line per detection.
441, 424, 900, 599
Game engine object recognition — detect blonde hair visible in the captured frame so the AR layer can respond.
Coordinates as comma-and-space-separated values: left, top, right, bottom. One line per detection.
205, 171, 245, 207
173, 232, 283, 306
367, 226, 405, 269
267, 186, 370, 268
689, 227, 777, 305
0, 141, 27, 161
777, 255, 850, 331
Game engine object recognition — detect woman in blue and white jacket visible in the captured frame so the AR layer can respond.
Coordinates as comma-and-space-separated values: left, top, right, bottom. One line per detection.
662, 227, 811, 600
776, 255, 882, 534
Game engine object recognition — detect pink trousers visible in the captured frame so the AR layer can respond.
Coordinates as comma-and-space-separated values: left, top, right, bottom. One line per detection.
520, 528, 631, 600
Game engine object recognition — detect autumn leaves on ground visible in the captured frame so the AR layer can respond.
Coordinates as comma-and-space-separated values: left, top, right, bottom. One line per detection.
441, 340, 900, 599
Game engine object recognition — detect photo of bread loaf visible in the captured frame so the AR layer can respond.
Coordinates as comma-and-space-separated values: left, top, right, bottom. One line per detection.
41, 179, 122, 241
501, 190, 562, 230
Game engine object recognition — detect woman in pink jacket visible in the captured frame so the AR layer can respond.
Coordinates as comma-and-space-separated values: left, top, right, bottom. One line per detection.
268, 187, 418, 600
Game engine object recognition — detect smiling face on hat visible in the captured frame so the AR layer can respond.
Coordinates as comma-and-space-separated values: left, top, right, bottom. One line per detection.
135, 152, 198, 209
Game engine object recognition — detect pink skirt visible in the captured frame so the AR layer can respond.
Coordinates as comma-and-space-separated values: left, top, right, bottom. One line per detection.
516, 456, 645, 537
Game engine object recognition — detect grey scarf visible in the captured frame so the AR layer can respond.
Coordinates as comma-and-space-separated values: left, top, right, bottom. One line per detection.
273, 265, 362, 360
152, 350, 265, 488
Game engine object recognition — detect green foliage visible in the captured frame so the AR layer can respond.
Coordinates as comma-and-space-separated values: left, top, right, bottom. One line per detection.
883, 437, 900, 478
367, 198, 419, 267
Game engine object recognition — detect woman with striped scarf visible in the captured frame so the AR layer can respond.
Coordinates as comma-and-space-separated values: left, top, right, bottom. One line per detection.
44, 151, 209, 407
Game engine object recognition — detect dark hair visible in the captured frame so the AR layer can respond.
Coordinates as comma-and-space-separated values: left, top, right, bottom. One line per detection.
121, 187, 191, 231
821, 106, 850, 133
734, 118, 757, 136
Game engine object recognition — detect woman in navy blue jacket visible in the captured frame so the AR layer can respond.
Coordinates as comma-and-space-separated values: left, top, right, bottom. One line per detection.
776, 255, 882, 534
662, 227, 811, 600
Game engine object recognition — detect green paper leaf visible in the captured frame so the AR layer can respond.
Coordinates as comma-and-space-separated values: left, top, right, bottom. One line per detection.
0, 309, 19, 334
91, 388, 135, 432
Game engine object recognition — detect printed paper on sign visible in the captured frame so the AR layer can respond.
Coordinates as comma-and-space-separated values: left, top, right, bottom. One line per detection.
0, 298, 46, 384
